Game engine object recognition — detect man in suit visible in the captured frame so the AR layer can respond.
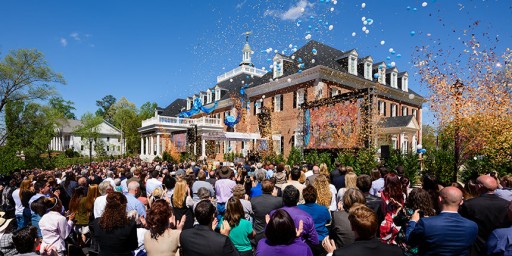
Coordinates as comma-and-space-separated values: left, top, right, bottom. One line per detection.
323, 204, 403, 256
356, 174, 384, 225
180, 200, 238, 256
460, 175, 512, 255
406, 186, 478, 255
250, 179, 282, 244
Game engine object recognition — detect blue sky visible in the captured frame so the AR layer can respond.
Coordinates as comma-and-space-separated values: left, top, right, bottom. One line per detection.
1, 0, 511, 125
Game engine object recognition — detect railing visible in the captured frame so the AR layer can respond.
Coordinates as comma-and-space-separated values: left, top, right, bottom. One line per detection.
141, 116, 222, 128
217, 65, 267, 82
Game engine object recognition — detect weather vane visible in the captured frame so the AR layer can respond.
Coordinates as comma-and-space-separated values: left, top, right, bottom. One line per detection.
242, 31, 252, 42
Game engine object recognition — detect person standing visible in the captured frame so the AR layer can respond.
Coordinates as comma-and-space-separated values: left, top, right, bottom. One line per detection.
406, 187, 478, 255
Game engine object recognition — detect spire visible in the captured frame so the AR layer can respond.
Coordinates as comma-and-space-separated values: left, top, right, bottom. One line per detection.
240, 31, 254, 67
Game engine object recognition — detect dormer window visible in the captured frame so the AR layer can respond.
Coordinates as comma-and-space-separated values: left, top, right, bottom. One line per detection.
349, 56, 358, 75
330, 88, 341, 97
379, 67, 386, 85
215, 88, 221, 101
402, 76, 409, 92
186, 99, 192, 110
207, 90, 212, 104
273, 60, 283, 78
391, 72, 398, 88
365, 62, 372, 80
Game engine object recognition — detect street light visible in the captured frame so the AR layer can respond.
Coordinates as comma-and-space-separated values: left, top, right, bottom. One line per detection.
452, 80, 464, 182
89, 137, 94, 163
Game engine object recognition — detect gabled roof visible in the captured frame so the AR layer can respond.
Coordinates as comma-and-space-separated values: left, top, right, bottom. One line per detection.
336, 49, 358, 59
386, 67, 398, 74
57, 119, 83, 133
379, 115, 418, 129
161, 99, 187, 117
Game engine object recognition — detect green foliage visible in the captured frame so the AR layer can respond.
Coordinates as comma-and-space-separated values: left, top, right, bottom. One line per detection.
421, 125, 437, 151
263, 152, 286, 164
138, 102, 158, 120
5, 101, 56, 169
95, 95, 116, 122
318, 152, 333, 170
423, 148, 456, 186
287, 147, 303, 166
0, 49, 64, 113
162, 151, 177, 163
385, 150, 421, 185
110, 97, 139, 154
304, 151, 320, 166
334, 148, 378, 175
0, 147, 25, 174
48, 96, 76, 119
64, 148, 79, 158
335, 150, 357, 171
74, 112, 103, 142
153, 156, 162, 162
94, 139, 107, 157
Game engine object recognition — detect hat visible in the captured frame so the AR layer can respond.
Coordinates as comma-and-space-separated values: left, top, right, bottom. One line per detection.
176, 169, 185, 177
218, 166, 233, 179
229, 162, 235, 167
0, 212, 13, 233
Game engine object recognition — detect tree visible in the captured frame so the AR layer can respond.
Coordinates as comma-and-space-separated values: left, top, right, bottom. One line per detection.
48, 96, 76, 119
421, 125, 437, 151
138, 101, 157, 120
415, 32, 512, 178
74, 112, 104, 157
5, 101, 56, 169
95, 95, 116, 122
109, 97, 139, 154
0, 49, 64, 113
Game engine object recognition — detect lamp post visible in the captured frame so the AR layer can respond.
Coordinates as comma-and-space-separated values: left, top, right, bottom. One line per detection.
452, 80, 464, 182
89, 137, 94, 163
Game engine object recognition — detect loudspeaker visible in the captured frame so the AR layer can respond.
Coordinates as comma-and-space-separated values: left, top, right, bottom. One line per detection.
381, 145, 390, 159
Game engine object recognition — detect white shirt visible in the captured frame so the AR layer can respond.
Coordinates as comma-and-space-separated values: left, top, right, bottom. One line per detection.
12, 188, 24, 215
304, 170, 314, 178
121, 179, 129, 195
93, 195, 107, 218
104, 177, 116, 189
145, 178, 162, 197
329, 184, 337, 211
370, 178, 385, 197
39, 211, 73, 253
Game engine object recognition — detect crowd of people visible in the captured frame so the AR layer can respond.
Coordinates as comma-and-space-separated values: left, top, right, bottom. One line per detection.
0, 157, 510, 256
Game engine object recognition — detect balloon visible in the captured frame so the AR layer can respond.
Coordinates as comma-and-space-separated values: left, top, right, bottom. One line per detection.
413, 7, 417, 11
365, 29, 370, 34
422, 2, 427, 7
363, 20, 368, 25
410, 31, 416, 36
352, 32, 356, 36
373, 73, 379, 78
298, 70, 303, 73
329, 25, 334, 30
362, 26, 367, 31
361, 2, 366, 8
406, 6, 411, 10
386, 56, 391, 60
391, 50, 396, 55
380, 40, 385, 45
311, 59, 315, 63
305, 34, 312, 40
390, 61, 396, 67
289, 44, 293, 48
298, 57, 302, 62
230, 78, 233, 82
409, 93, 415, 100
287, 78, 291, 83
291, 55, 296, 60
396, 54, 402, 58
389, 48, 394, 53
312, 48, 317, 55
361, 16, 366, 21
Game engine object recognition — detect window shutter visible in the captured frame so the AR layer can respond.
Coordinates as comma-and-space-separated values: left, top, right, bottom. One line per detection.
272, 97, 275, 112
384, 102, 387, 116
293, 91, 297, 108
280, 94, 284, 111
304, 88, 308, 103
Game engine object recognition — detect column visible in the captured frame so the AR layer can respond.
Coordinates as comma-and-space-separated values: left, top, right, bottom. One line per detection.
141, 137, 144, 155
162, 136, 166, 154
201, 138, 206, 158
156, 134, 160, 156
145, 137, 149, 156
150, 136, 154, 155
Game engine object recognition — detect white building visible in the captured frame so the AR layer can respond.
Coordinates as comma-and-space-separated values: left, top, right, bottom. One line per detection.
49, 119, 124, 156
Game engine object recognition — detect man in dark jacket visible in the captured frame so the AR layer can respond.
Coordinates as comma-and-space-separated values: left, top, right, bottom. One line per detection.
180, 200, 238, 256
250, 179, 282, 244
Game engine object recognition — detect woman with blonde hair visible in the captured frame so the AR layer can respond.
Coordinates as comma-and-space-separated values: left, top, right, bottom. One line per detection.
319, 163, 330, 177
337, 171, 358, 202
313, 174, 337, 211
171, 180, 194, 230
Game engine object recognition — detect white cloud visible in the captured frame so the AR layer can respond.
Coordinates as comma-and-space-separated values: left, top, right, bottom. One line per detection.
264, 0, 314, 21
236, 0, 247, 9
70, 32, 80, 41
60, 38, 68, 47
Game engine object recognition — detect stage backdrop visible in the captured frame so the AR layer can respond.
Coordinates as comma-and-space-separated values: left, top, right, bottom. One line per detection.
305, 99, 363, 149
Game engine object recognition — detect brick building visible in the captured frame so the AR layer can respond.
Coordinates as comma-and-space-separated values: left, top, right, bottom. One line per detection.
138, 39, 425, 161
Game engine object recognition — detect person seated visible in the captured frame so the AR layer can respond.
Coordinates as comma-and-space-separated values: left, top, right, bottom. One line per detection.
255, 209, 313, 256
323, 204, 403, 256
486, 202, 512, 256
12, 226, 40, 256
